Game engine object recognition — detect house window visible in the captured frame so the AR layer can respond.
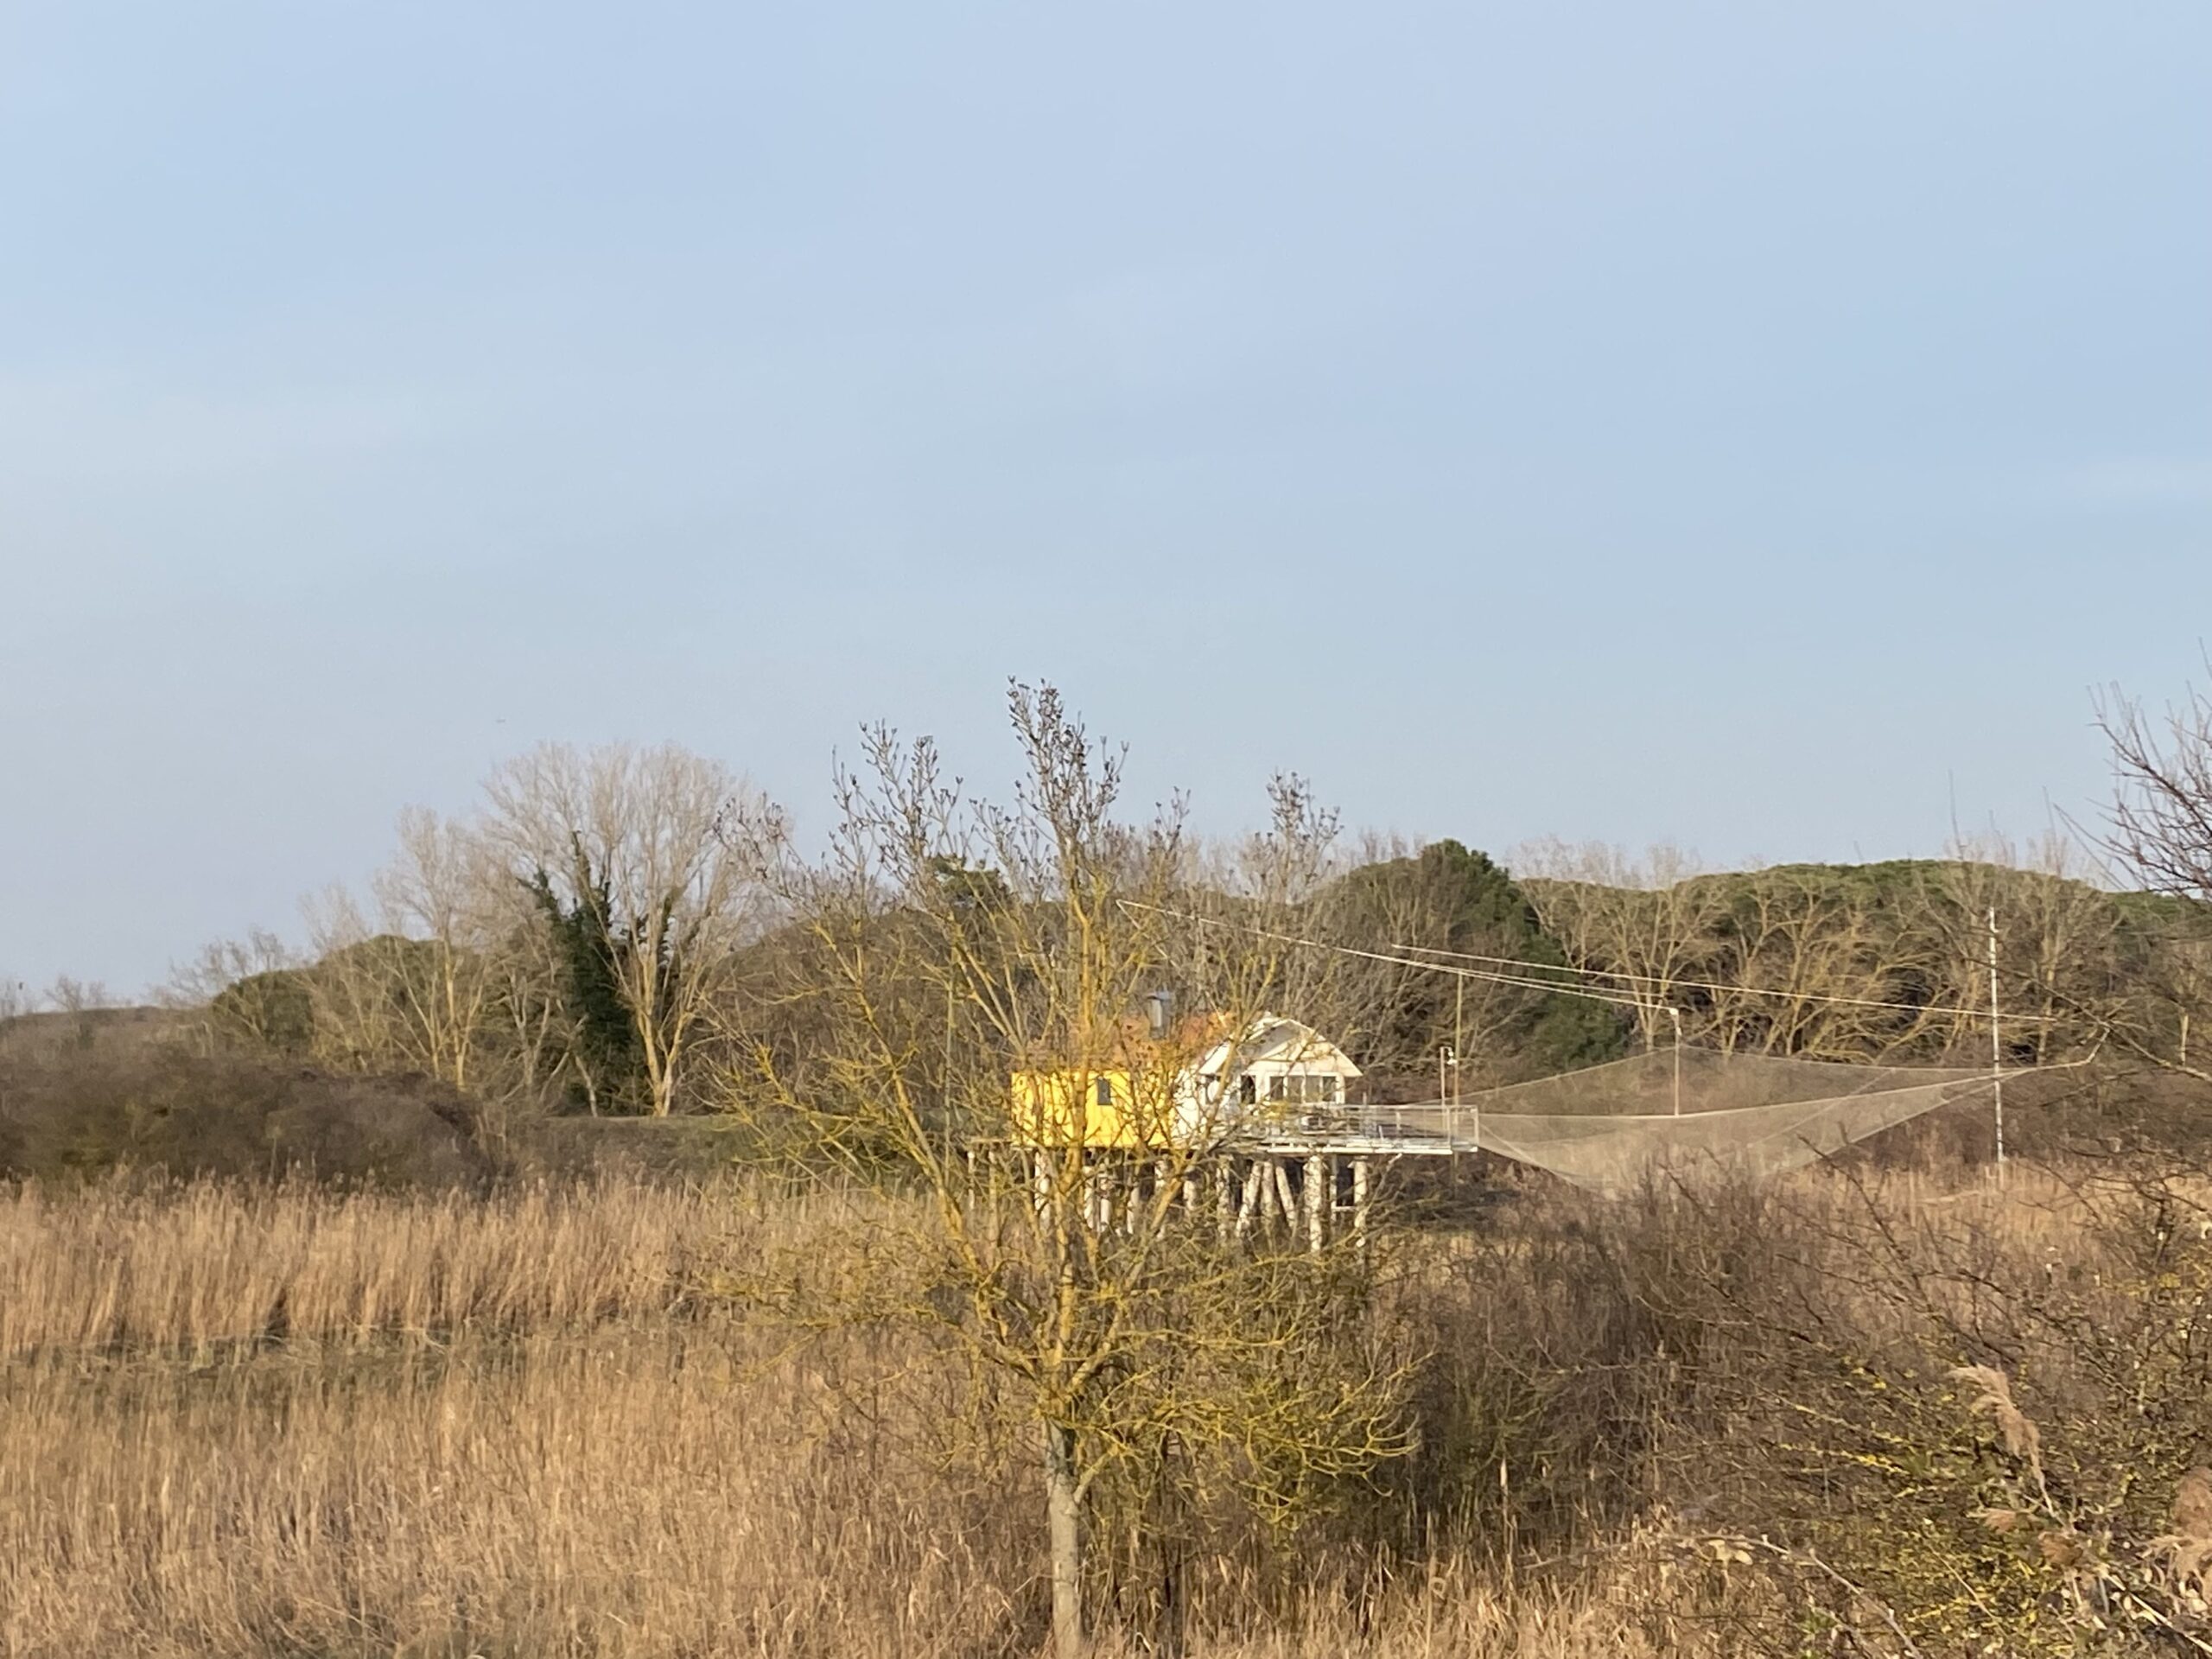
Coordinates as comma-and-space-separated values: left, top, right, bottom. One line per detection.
1096, 1077, 1114, 1107
1238, 1075, 1256, 1105
1267, 1074, 1340, 1105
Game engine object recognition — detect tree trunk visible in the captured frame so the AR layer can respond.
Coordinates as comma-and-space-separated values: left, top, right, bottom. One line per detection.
1043, 1419, 1084, 1658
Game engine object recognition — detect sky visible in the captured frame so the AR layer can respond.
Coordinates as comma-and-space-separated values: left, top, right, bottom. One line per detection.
3, 2, 2209, 997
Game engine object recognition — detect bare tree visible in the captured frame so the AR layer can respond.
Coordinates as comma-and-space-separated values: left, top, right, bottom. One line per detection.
741, 687, 1410, 1659
43, 975, 112, 1015
2101, 680, 2212, 902
162, 930, 296, 1007
1516, 839, 1726, 1048
274, 811, 518, 1091
297, 885, 414, 1075
369, 807, 507, 1093
162, 930, 302, 1053
29, 976, 113, 1054
1691, 866, 1935, 1059
483, 742, 776, 1116
481, 888, 588, 1103
2097, 680, 2212, 1080
1906, 832, 2127, 1065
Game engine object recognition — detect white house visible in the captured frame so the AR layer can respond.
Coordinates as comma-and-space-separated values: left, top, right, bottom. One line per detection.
1173, 1014, 1363, 1142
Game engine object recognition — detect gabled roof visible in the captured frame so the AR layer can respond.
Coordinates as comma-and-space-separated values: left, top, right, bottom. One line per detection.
1196, 1014, 1363, 1080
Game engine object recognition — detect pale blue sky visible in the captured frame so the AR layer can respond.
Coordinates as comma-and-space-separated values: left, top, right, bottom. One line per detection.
3, 2, 2209, 994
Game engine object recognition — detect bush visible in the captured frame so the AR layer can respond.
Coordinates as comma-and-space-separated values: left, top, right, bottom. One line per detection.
1433, 1164, 2212, 1654
0, 1049, 496, 1188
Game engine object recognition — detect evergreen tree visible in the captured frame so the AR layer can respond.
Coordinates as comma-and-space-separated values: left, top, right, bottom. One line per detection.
1320, 839, 1625, 1081
525, 841, 649, 1112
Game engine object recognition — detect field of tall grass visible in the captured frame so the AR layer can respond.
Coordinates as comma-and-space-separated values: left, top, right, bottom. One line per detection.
5, 1152, 2211, 1656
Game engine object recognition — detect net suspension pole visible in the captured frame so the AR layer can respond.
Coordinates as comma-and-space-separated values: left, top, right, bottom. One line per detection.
1668, 1007, 1684, 1116
1471, 1046, 1481, 1154
1452, 976, 1465, 1125
1988, 906, 2005, 1184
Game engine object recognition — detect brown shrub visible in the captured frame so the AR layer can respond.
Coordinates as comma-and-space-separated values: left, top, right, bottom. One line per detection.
0, 1049, 496, 1186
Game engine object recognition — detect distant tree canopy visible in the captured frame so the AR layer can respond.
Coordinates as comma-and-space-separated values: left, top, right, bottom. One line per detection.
209, 967, 317, 1057
208, 935, 490, 1073
1311, 839, 1628, 1086
189, 742, 774, 1117
205, 880, 664, 1117
1522, 848, 2209, 1065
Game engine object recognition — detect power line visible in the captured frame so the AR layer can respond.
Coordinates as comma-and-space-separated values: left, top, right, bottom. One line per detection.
1121, 902, 1654, 1011
1385, 938, 2060, 1023
1125, 899, 2063, 1025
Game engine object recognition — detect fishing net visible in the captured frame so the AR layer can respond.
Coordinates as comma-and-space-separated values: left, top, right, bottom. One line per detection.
1311, 1050, 2022, 1197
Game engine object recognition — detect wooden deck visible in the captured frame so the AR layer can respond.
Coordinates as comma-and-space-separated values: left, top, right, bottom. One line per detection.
1233, 1101, 1477, 1158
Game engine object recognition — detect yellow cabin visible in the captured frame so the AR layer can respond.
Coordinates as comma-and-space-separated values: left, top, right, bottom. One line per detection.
1007, 1066, 1178, 1149
1008, 1014, 1362, 1151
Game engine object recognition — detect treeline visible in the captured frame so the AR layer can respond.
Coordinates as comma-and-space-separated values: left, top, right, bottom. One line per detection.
1517, 838, 2209, 1069
175, 743, 779, 1117
174, 804, 1631, 1111
167, 774, 2212, 1117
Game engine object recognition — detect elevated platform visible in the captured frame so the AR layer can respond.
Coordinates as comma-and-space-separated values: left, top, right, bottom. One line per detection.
1234, 1102, 1471, 1157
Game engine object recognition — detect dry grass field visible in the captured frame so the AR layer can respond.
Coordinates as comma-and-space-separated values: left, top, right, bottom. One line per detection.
4, 1155, 2210, 1658
0, 1176, 1638, 1658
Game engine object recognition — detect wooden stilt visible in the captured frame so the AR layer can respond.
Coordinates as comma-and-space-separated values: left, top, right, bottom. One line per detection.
1305, 1153, 1326, 1254
1236, 1160, 1264, 1239
1351, 1156, 1370, 1254
1273, 1160, 1299, 1233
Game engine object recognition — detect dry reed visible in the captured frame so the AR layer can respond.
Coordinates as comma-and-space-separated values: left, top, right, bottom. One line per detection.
0, 1176, 750, 1359
0, 1325, 1703, 1658
6, 1163, 2206, 1656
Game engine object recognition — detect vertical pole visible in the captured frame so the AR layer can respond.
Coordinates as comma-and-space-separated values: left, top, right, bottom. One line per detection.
1351, 1156, 1370, 1255
1452, 978, 1465, 1139
1236, 1160, 1263, 1239
1669, 1007, 1683, 1117
1439, 1043, 1454, 1151
1274, 1160, 1299, 1232
1305, 1153, 1326, 1255
1217, 1160, 1236, 1243
1988, 906, 2005, 1185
